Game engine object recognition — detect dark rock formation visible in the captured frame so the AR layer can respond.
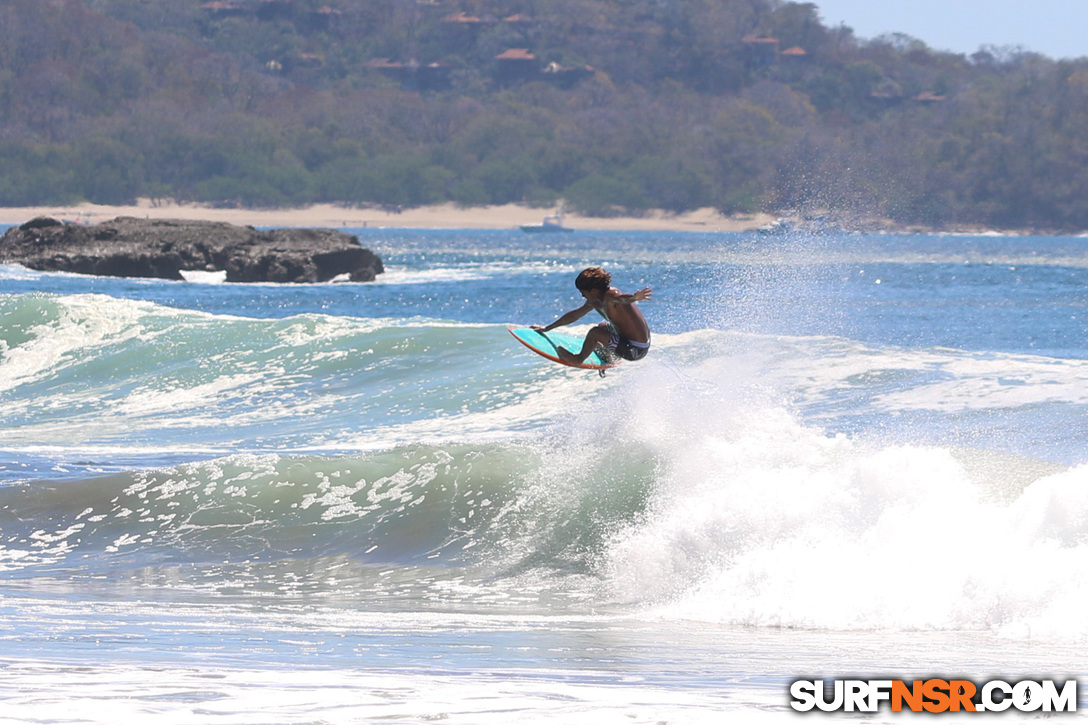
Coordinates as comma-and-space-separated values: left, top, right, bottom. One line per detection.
0, 217, 383, 283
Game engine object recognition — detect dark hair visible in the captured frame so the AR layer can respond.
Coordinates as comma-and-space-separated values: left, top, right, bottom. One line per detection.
575, 266, 611, 292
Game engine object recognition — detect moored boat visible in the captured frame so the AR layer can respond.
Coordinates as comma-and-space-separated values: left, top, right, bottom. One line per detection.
520, 214, 574, 233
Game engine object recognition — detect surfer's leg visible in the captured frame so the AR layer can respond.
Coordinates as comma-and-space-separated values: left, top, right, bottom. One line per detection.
558, 323, 611, 364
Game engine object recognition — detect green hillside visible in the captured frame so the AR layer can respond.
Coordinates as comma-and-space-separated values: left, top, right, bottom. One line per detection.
3, 0, 1088, 230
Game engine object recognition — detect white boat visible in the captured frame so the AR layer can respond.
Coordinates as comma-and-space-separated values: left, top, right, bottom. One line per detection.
520, 214, 574, 233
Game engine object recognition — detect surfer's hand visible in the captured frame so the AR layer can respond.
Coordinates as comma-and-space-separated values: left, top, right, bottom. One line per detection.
530, 324, 547, 332
634, 287, 652, 301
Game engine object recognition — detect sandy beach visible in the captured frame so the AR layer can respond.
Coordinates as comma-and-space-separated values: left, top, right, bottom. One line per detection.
0, 200, 775, 233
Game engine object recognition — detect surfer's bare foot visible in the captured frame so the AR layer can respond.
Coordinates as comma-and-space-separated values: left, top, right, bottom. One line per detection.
557, 347, 580, 364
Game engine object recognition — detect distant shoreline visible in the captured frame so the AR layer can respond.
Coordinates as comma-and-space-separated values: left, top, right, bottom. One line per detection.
0, 201, 775, 233
0, 201, 1072, 236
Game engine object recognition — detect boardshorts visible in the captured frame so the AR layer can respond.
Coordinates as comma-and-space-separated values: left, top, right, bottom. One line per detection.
606, 325, 650, 361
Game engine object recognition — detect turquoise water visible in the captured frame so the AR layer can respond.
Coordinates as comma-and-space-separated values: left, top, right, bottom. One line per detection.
1, 228, 1087, 721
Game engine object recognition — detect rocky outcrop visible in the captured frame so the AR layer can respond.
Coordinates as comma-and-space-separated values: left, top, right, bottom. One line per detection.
0, 217, 383, 283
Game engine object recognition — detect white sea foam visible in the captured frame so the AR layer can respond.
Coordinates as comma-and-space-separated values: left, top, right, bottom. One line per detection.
770, 338, 1088, 412
0, 294, 151, 393
375, 261, 579, 285
597, 352, 1088, 640
178, 269, 228, 283
649, 329, 1088, 417
0, 263, 43, 280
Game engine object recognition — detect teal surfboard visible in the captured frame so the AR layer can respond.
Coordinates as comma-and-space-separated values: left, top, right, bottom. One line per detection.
508, 327, 618, 370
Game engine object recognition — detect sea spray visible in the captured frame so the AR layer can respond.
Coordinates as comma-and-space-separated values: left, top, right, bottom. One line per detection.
598, 376, 1088, 639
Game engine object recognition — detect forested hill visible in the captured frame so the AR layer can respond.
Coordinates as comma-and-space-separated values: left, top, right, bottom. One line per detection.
4, 0, 1088, 230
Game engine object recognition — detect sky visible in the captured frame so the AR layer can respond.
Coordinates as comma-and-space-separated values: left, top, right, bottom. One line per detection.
814, 0, 1088, 59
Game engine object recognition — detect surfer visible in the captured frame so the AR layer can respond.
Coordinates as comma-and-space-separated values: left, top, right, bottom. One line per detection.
532, 267, 652, 364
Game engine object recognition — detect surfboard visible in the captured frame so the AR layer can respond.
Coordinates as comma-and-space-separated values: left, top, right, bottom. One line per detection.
508, 327, 618, 370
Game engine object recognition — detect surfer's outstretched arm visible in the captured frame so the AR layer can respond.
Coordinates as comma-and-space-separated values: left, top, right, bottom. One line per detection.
609, 287, 653, 305
532, 300, 592, 332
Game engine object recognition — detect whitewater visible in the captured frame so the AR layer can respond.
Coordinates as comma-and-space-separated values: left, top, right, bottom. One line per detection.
1, 228, 1087, 722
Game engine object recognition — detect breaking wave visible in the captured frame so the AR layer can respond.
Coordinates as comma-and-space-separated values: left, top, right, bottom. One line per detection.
3, 291, 1088, 638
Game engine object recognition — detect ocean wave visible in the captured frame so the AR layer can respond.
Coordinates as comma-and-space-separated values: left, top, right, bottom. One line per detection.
0, 437, 656, 604
595, 371, 1088, 640
4, 290, 1087, 468
5, 360, 1086, 639
5, 293, 1088, 636
5, 293, 1087, 457
0, 294, 585, 460
0, 447, 526, 570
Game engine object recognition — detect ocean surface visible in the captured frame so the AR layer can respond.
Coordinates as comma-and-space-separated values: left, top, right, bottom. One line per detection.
1, 227, 1087, 722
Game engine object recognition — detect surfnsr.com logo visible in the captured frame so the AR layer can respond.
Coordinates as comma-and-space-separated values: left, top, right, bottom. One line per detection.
790, 678, 1078, 713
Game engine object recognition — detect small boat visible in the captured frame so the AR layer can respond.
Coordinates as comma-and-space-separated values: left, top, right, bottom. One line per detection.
520, 214, 574, 233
